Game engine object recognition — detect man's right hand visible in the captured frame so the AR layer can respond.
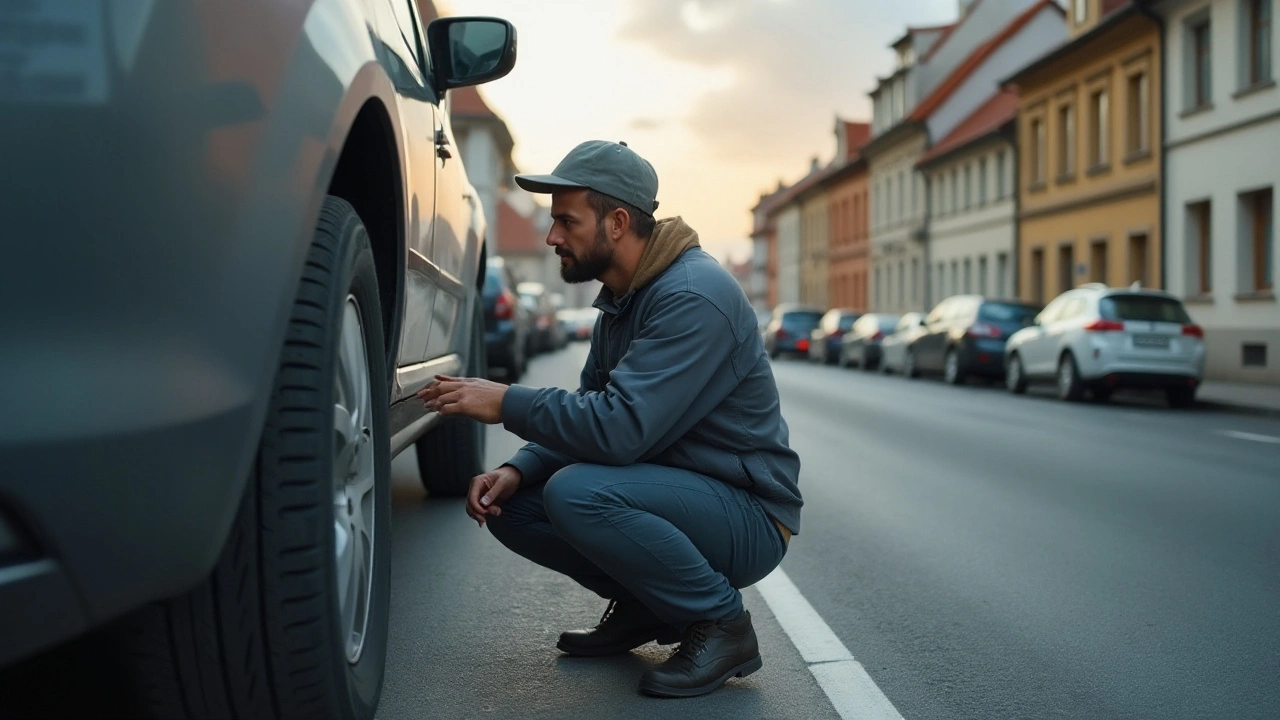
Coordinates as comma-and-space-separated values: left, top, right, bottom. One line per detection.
466, 465, 522, 527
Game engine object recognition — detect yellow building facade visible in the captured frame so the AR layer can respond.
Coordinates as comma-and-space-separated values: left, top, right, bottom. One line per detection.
1008, 2, 1163, 304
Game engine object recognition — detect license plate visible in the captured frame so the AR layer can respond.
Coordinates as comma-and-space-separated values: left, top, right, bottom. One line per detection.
1133, 334, 1170, 349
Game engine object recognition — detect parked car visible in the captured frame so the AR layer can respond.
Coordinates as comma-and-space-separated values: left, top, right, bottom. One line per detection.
558, 307, 600, 342
839, 313, 900, 370
1004, 284, 1206, 406
0, 5, 516, 718
484, 257, 531, 380
905, 295, 1042, 384
880, 312, 928, 375
808, 309, 861, 364
764, 304, 825, 358
519, 281, 567, 354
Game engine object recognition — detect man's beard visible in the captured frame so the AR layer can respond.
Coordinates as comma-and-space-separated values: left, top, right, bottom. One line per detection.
558, 222, 614, 283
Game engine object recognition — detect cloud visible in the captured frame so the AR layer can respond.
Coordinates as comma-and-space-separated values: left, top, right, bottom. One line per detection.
618, 0, 954, 172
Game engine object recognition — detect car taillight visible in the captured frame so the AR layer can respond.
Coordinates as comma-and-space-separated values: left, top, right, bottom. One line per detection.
494, 290, 514, 319
797, 339, 809, 352
967, 322, 1001, 338
1182, 324, 1204, 338
777, 329, 789, 340
871, 331, 884, 341
1084, 319, 1125, 332
831, 330, 843, 338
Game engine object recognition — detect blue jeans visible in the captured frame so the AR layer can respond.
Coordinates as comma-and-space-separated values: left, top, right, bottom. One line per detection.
486, 463, 787, 627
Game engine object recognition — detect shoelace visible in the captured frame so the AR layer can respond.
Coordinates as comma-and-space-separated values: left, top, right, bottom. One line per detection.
595, 599, 619, 628
671, 620, 712, 660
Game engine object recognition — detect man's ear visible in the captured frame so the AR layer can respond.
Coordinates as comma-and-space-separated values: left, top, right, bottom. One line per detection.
609, 207, 630, 240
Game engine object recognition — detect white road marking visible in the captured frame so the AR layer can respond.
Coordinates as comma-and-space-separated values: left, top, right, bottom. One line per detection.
755, 568, 905, 720
1216, 429, 1280, 445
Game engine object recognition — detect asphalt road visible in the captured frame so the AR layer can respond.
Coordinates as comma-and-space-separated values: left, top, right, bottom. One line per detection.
385, 342, 1280, 719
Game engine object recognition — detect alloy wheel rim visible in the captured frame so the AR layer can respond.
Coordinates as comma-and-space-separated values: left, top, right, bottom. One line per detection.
333, 295, 376, 665
1059, 359, 1074, 395
1008, 358, 1021, 390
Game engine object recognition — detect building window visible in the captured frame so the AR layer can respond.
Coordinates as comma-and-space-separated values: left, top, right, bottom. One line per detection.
951, 261, 959, 296
951, 167, 960, 210
1246, 0, 1273, 87
1127, 71, 1151, 154
1074, 0, 1088, 25
1030, 247, 1045, 303
1031, 117, 1047, 185
1129, 232, 1150, 286
898, 261, 906, 307
979, 255, 989, 295
997, 252, 1009, 296
978, 158, 989, 206
1089, 88, 1110, 167
1241, 187, 1274, 291
1059, 243, 1076, 294
1188, 17, 1213, 109
1187, 201, 1212, 294
1058, 102, 1076, 178
1090, 239, 1108, 284
963, 258, 973, 293
912, 258, 920, 303
898, 172, 905, 221
875, 266, 882, 307
997, 150, 1008, 197
964, 164, 973, 209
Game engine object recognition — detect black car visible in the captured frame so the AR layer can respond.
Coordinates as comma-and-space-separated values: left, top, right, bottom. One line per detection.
839, 313, 900, 370
905, 295, 1041, 384
484, 257, 530, 380
764, 304, 825, 359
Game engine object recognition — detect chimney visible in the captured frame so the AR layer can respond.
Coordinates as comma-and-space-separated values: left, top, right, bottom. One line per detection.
809, 156, 820, 174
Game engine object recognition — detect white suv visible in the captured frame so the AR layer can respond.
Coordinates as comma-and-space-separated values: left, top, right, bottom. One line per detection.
1004, 284, 1206, 407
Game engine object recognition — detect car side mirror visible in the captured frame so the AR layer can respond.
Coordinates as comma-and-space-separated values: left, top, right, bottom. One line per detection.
427, 17, 517, 91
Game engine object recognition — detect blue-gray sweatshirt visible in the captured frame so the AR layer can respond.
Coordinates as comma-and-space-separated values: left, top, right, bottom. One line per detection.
500, 222, 802, 534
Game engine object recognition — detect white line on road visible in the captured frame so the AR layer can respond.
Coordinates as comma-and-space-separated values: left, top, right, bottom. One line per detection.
1216, 429, 1280, 445
755, 568, 905, 720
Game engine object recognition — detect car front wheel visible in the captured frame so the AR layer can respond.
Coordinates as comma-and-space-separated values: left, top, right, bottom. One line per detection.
117, 196, 392, 720
1057, 353, 1085, 402
1006, 354, 1027, 394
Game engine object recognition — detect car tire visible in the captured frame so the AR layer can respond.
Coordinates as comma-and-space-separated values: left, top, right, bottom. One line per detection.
903, 349, 918, 379
943, 349, 965, 386
1166, 386, 1196, 409
1057, 353, 1085, 402
114, 196, 392, 720
416, 299, 488, 496
1006, 353, 1028, 394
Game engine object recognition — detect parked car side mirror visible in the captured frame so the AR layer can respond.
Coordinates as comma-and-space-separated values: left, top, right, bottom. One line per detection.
427, 17, 517, 91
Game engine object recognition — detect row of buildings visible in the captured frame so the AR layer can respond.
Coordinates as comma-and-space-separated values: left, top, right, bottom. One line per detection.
748, 0, 1276, 384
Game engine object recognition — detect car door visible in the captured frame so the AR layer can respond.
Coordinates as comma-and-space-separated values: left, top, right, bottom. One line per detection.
379, 0, 439, 368
916, 299, 952, 371
1020, 296, 1067, 377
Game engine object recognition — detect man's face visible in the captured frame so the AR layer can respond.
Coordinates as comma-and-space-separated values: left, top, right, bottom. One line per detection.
548, 189, 614, 284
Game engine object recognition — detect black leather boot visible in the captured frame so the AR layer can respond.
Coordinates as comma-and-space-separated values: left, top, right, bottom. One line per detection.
637, 610, 762, 698
557, 600, 682, 657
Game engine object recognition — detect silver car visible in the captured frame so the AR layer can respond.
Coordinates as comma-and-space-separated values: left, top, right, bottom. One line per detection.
1, 2, 515, 717
1004, 284, 1206, 407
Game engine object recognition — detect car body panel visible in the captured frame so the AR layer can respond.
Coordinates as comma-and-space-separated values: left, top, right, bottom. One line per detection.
0, 0, 505, 666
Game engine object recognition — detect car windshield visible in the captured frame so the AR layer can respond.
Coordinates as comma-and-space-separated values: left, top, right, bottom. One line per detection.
781, 311, 823, 330
1100, 295, 1192, 323
878, 315, 901, 331
838, 315, 858, 331
978, 302, 1039, 324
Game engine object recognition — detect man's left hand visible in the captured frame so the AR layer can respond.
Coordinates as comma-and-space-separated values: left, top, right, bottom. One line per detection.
417, 375, 508, 424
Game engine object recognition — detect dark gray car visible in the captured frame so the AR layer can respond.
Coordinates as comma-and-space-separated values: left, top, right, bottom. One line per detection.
0, 3, 516, 718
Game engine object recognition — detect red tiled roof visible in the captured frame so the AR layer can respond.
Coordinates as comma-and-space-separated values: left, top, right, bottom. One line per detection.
1101, 0, 1132, 16
842, 121, 871, 160
909, 22, 957, 34
496, 198, 542, 254
916, 89, 1017, 166
908, 0, 1062, 123
451, 85, 496, 118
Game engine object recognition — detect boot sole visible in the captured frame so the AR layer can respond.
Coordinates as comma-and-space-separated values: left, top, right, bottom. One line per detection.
637, 654, 763, 698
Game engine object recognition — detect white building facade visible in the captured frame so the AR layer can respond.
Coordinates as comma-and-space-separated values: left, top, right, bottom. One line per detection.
774, 204, 803, 306
1153, 0, 1277, 383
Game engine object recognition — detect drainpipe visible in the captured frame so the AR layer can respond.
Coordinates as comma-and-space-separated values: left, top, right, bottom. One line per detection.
1135, 0, 1168, 290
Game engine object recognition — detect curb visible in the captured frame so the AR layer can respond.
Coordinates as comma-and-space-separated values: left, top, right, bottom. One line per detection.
1195, 400, 1280, 420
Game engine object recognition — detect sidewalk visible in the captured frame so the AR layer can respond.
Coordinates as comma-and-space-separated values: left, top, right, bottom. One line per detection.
1197, 380, 1280, 417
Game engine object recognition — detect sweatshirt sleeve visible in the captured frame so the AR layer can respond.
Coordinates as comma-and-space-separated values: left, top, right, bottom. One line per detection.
501, 321, 603, 486
501, 290, 736, 465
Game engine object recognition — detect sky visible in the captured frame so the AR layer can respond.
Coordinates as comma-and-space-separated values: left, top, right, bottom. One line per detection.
443, 0, 959, 263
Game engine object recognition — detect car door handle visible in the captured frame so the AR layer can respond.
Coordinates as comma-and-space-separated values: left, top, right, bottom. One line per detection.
435, 129, 452, 161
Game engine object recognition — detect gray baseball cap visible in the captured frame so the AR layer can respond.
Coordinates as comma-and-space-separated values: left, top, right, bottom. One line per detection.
515, 140, 659, 215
